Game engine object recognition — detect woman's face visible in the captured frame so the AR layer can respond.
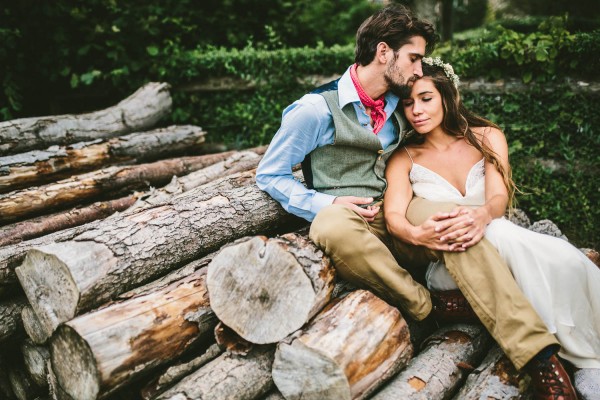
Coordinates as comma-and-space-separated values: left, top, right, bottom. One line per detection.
402, 77, 444, 135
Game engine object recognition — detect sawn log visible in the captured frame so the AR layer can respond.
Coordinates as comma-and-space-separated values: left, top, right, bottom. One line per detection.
0, 82, 172, 156
16, 170, 304, 340
272, 289, 413, 400
0, 125, 206, 193
207, 232, 335, 344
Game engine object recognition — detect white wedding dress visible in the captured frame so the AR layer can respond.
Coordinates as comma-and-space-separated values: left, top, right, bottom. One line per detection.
409, 156, 600, 368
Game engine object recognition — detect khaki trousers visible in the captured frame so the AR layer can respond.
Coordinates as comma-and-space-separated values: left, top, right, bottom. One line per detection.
309, 198, 559, 370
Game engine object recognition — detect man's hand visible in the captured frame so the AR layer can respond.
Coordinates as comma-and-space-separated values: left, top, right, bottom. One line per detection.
333, 196, 379, 222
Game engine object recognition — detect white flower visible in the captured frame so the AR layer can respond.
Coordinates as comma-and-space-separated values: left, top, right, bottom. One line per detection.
422, 57, 460, 88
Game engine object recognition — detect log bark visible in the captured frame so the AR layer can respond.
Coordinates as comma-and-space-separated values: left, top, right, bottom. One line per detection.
0, 152, 250, 225
0, 220, 97, 293
140, 343, 222, 400
0, 148, 258, 288
49, 266, 217, 400
21, 306, 49, 345
0, 297, 26, 343
207, 232, 335, 344
126, 146, 266, 212
8, 364, 44, 400
0, 353, 18, 399
272, 289, 413, 400
370, 323, 493, 399
21, 340, 50, 390
0, 82, 172, 156
0, 125, 206, 193
156, 345, 275, 400
452, 345, 532, 399
16, 170, 304, 340
0, 195, 138, 247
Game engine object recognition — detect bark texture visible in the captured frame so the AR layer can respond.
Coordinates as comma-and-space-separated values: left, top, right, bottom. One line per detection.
370, 323, 493, 399
0, 297, 26, 343
272, 290, 413, 400
21, 306, 50, 345
0, 219, 97, 291
0, 125, 205, 193
0, 153, 243, 224
127, 146, 265, 212
0, 82, 172, 156
16, 170, 303, 339
50, 267, 216, 400
207, 232, 335, 344
0, 195, 138, 247
140, 343, 222, 400
452, 345, 532, 399
156, 346, 275, 400
21, 339, 50, 389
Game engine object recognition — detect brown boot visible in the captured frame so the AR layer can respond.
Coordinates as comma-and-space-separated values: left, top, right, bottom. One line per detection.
526, 354, 578, 400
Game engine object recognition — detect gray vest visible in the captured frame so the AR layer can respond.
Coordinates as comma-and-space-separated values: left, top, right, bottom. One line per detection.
303, 88, 406, 200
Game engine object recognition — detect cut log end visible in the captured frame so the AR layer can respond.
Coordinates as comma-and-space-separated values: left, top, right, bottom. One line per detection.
50, 324, 99, 400
17, 241, 116, 339
273, 340, 352, 400
207, 236, 319, 344
16, 247, 80, 337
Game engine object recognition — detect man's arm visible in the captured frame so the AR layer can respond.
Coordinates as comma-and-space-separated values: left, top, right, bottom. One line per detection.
256, 96, 337, 222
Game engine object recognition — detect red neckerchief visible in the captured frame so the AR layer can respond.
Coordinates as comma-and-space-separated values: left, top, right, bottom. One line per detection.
349, 63, 386, 134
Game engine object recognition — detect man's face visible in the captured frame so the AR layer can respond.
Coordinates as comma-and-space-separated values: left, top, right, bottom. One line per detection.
384, 36, 426, 96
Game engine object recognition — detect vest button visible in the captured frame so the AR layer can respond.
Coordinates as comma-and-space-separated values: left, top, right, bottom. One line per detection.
377, 150, 384, 154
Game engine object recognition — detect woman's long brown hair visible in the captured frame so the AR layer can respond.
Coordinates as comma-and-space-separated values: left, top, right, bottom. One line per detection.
404, 63, 518, 209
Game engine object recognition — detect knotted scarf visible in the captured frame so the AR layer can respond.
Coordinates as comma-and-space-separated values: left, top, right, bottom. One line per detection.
349, 63, 386, 134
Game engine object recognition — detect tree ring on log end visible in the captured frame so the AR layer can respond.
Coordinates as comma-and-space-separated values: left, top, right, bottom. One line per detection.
207, 236, 317, 344
273, 339, 351, 400
51, 324, 100, 400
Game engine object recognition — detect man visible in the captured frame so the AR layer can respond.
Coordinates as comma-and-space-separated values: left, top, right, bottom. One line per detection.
257, 5, 577, 399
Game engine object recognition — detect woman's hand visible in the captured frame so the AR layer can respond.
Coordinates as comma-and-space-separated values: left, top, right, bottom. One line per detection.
437, 206, 490, 249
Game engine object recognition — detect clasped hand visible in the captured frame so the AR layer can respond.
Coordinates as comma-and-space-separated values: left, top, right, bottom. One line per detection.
418, 206, 487, 251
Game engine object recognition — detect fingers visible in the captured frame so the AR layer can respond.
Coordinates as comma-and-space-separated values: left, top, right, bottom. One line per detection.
355, 204, 380, 222
435, 215, 474, 235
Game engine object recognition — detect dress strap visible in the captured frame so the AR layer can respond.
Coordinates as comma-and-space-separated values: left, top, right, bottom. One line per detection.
403, 146, 414, 165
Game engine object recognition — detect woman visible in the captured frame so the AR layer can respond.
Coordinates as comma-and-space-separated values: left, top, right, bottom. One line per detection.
384, 57, 600, 399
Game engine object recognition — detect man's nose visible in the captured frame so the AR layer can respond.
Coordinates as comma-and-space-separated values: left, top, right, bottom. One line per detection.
414, 60, 423, 77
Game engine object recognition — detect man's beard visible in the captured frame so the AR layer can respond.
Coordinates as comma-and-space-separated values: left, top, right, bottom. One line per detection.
384, 65, 417, 98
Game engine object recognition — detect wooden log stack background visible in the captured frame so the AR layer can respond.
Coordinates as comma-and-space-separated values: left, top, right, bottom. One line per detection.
0, 81, 598, 400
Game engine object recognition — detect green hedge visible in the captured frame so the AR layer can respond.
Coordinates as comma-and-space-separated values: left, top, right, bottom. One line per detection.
1, 16, 598, 248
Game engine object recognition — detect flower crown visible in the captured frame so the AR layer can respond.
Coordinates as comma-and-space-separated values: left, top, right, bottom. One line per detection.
422, 57, 460, 89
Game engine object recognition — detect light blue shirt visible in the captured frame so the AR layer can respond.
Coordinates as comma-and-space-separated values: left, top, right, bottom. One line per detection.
256, 66, 402, 222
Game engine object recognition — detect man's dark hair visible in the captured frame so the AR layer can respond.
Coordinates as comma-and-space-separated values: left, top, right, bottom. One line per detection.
354, 4, 437, 66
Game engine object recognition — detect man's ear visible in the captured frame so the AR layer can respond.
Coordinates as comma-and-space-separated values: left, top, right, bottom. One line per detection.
376, 42, 389, 64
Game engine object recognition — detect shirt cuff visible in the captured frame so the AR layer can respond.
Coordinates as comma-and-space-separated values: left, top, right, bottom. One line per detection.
310, 192, 337, 217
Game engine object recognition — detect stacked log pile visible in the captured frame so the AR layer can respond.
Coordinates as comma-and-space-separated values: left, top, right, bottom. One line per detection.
1, 83, 598, 400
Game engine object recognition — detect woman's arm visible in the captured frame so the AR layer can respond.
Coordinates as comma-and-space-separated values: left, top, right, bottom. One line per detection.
443, 127, 510, 248
384, 150, 462, 251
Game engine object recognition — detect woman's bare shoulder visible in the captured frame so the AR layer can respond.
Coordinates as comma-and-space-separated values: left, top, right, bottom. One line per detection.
471, 126, 505, 144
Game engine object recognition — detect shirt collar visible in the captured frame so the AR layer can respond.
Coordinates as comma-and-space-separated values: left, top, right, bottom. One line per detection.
338, 65, 400, 117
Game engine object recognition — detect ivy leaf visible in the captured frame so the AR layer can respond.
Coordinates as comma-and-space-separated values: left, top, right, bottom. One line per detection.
80, 70, 102, 85
146, 46, 159, 56
523, 71, 533, 83
535, 48, 548, 62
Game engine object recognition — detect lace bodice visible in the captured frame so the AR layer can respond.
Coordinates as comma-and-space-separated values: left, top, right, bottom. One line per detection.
409, 158, 486, 206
